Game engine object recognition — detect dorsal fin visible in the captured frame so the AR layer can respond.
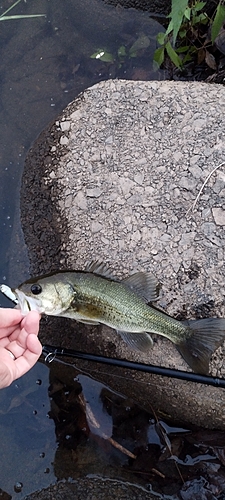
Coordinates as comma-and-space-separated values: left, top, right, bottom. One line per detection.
122, 272, 158, 303
85, 260, 116, 280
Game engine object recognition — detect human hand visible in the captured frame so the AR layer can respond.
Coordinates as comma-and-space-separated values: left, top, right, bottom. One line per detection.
0, 308, 42, 388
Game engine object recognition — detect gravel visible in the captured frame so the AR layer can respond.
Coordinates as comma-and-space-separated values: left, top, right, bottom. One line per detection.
21, 79, 225, 429
23, 477, 160, 500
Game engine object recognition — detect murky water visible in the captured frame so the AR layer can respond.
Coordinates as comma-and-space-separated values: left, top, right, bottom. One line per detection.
0, 362, 56, 497
1, 2, 224, 499
1, 353, 225, 499
0, 0, 163, 295
0, 0, 165, 497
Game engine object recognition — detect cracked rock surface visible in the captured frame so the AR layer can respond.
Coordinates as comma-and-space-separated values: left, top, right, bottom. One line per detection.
21, 79, 225, 429
23, 478, 157, 500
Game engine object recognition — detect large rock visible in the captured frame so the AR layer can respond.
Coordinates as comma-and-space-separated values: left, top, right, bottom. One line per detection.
23, 477, 158, 500
21, 79, 225, 429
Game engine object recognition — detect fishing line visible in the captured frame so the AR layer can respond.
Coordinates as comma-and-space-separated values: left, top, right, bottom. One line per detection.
43, 351, 160, 389
44, 357, 223, 409
42, 345, 225, 388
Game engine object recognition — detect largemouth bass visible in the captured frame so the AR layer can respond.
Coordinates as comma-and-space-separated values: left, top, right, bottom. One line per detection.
1, 262, 225, 374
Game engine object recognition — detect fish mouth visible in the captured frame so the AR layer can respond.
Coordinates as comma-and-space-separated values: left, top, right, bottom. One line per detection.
14, 289, 44, 315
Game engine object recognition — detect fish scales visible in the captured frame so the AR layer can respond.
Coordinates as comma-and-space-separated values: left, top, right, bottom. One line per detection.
69, 272, 188, 341
1, 261, 225, 374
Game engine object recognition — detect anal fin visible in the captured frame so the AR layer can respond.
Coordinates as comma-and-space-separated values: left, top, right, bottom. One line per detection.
117, 331, 153, 352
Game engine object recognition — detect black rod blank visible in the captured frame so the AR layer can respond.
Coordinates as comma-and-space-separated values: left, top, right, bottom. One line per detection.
42, 345, 225, 388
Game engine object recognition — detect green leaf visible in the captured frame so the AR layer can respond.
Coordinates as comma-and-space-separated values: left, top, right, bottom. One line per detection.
118, 45, 126, 58
192, 12, 208, 24
153, 46, 165, 68
182, 52, 194, 63
90, 50, 103, 59
175, 45, 190, 53
193, 1, 206, 12
184, 7, 191, 20
179, 29, 187, 38
157, 32, 166, 45
129, 51, 138, 58
98, 51, 114, 62
165, 18, 174, 36
90, 50, 114, 62
211, 3, 225, 44
129, 34, 150, 56
171, 0, 189, 45
165, 40, 182, 68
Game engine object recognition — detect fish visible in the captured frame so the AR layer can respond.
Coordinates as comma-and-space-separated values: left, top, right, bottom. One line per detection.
1, 261, 225, 375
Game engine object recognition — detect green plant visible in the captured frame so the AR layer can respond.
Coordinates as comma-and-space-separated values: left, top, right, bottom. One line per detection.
154, 0, 225, 70
0, 0, 45, 22
90, 33, 151, 65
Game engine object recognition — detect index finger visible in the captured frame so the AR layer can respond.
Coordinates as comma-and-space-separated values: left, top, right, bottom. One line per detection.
21, 311, 41, 336
0, 309, 23, 337
8, 311, 41, 348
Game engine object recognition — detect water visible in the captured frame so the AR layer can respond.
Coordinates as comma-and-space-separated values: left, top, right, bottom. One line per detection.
0, 0, 163, 296
1, 354, 224, 499
0, 0, 166, 497
1, 2, 224, 499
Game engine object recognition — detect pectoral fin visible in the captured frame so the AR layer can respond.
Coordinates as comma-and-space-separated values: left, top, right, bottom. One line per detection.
117, 331, 153, 352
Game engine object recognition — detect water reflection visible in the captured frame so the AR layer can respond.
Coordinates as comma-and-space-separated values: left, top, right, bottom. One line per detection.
43, 357, 225, 497
0, 0, 167, 497
0, 362, 56, 497
0, 0, 163, 292
1, 353, 225, 498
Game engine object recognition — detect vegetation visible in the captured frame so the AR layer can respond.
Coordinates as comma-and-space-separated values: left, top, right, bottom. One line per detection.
90, 33, 151, 65
0, 0, 45, 22
154, 0, 225, 70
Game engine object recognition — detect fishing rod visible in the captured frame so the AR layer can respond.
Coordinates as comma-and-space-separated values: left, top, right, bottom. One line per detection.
42, 345, 225, 388
1, 285, 225, 388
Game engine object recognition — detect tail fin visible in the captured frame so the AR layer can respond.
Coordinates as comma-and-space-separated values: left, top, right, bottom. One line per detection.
176, 318, 225, 374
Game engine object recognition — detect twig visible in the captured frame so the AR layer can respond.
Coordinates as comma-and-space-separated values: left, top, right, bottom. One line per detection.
78, 393, 136, 459
107, 436, 136, 459
152, 468, 165, 478
186, 161, 225, 216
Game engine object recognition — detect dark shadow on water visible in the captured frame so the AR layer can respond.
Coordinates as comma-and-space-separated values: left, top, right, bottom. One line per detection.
0, 362, 56, 498
1, 355, 225, 498
1, 1, 225, 499
0, 0, 164, 291
0, 1, 165, 496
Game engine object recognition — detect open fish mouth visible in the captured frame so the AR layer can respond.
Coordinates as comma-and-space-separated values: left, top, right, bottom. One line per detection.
14, 289, 44, 315
0, 284, 44, 315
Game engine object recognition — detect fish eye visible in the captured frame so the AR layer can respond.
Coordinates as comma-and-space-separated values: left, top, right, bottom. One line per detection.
30, 284, 42, 295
